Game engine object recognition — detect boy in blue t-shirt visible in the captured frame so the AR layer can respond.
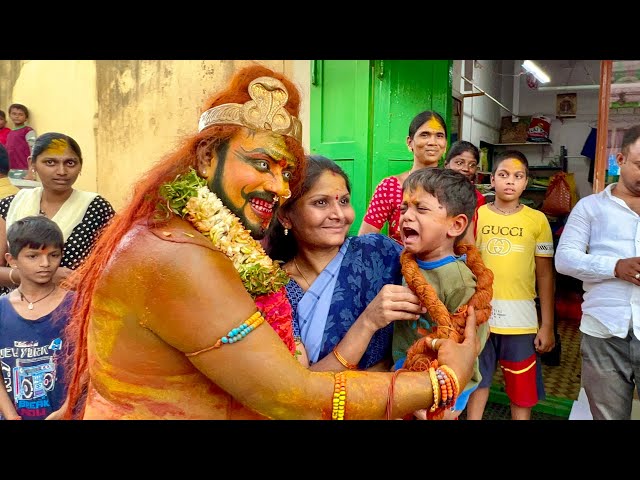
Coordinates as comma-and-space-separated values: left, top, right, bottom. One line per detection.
0, 215, 75, 420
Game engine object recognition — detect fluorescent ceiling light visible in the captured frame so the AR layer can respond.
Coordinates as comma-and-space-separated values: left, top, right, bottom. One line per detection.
522, 60, 550, 84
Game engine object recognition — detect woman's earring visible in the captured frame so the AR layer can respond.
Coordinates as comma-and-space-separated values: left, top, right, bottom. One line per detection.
284, 227, 288, 236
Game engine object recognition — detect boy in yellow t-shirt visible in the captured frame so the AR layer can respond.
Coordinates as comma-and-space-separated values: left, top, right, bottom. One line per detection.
467, 150, 555, 420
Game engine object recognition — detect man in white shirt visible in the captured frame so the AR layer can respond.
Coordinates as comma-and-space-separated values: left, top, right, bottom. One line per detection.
555, 124, 640, 420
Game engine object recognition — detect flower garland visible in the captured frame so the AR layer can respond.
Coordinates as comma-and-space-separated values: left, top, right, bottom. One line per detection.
159, 168, 296, 353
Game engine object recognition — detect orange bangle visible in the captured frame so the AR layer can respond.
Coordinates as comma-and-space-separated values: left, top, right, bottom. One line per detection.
332, 347, 358, 370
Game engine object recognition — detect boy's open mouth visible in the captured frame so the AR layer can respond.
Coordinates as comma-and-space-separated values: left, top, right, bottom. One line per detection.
402, 226, 419, 240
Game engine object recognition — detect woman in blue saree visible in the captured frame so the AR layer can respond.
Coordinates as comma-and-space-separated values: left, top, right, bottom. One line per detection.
265, 155, 425, 371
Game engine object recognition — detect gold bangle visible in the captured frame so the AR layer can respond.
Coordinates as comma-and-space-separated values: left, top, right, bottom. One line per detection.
332, 347, 358, 370
8, 268, 18, 286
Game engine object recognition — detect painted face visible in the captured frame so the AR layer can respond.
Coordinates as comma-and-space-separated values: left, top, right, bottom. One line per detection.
8, 245, 62, 285
33, 140, 82, 193
447, 151, 478, 182
407, 118, 447, 168
285, 170, 354, 251
399, 187, 454, 261
9, 108, 27, 127
618, 138, 640, 196
208, 128, 297, 240
490, 158, 528, 202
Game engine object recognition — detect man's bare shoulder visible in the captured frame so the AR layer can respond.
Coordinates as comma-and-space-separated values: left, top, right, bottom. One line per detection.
109, 217, 237, 282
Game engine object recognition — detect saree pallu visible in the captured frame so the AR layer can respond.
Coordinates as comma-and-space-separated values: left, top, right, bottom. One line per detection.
286, 234, 402, 369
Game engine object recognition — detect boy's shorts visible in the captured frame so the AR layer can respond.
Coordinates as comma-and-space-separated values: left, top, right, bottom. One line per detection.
478, 333, 545, 408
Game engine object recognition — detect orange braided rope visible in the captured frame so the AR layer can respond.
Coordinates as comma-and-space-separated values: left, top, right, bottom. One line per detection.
400, 243, 493, 419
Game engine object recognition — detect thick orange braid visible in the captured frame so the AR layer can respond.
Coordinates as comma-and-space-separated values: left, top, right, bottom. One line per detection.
401, 243, 493, 370
398, 243, 493, 420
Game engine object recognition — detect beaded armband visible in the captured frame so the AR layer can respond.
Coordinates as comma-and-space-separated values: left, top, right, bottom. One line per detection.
332, 371, 348, 420
185, 311, 264, 357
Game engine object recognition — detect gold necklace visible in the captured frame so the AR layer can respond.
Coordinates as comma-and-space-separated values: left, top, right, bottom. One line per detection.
293, 257, 313, 288
491, 202, 522, 215
17, 285, 57, 310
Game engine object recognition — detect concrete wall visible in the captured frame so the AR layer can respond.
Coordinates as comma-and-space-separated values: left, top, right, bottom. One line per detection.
0, 60, 310, 211
456, 60, 503, 148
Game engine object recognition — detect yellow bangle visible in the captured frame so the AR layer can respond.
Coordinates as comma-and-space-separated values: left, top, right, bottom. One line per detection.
332, 347, 358, 370
428, 367, 440, 413
331, 371, 347, 420
8, 268, 18, 286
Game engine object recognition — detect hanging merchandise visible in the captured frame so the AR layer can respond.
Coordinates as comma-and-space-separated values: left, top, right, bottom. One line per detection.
541, 172, 573, 217
527, 115, 552, 143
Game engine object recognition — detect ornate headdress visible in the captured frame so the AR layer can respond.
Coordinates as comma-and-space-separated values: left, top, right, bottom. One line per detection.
198, 76, 302, 143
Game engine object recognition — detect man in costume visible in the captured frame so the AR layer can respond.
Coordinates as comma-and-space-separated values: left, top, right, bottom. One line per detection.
62, 64, 480, 420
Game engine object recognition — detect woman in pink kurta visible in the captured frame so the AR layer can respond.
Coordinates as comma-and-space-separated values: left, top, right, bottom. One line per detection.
359, 111, 448, 244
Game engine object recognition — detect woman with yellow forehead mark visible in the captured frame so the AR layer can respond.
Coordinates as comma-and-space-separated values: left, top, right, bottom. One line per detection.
359, 111, 448, 245
0, 132, 115, 294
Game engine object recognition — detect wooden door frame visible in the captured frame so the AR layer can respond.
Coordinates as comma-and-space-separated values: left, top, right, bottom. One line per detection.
594, 60, 612, 193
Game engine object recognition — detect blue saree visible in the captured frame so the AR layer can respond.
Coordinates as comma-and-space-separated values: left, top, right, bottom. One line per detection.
286, 233, 403, 369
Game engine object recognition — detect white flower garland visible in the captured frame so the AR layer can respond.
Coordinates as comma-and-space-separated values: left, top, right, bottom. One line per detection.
160, 169, 289, 297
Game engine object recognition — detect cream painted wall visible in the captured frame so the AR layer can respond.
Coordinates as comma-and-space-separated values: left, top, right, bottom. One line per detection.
9, 60, 98, 193
1, 59, 312, 211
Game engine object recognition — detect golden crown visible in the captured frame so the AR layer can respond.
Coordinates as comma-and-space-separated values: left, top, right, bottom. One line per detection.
198, 76, 302, 143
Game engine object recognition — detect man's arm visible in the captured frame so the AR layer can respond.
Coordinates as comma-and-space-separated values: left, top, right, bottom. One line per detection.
555, 200, 619, 282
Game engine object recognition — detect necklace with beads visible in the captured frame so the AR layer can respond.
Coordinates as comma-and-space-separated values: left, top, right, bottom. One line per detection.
490, 201, 522, 215
17, 285, 57, 310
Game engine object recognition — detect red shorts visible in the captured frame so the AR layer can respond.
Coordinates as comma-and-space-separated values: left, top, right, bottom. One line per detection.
478, 333, 545, 408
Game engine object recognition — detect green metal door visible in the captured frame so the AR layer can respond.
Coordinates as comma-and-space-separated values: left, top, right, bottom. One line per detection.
370, 60, 453, 191
309, 60, 371, 235
310, 60, 452, 234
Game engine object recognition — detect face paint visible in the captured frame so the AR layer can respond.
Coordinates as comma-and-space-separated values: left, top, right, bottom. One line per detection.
212, 129, 297, 240
426, 117, 444, 131
45, 139, 69, 156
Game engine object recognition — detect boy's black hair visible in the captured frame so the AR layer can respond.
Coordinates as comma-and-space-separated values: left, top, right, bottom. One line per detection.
8, 103, 29, 119
403, 167, 476, 234
0, 144, 9, 175
0, 110, 6, 120
444, 140, 480, 165
7, 215, 64, 258
491, 149, 529, 176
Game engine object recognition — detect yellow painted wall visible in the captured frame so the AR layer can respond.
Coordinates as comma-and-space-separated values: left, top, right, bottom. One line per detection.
0, 59, 311, 211
9, 60, 98, 193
